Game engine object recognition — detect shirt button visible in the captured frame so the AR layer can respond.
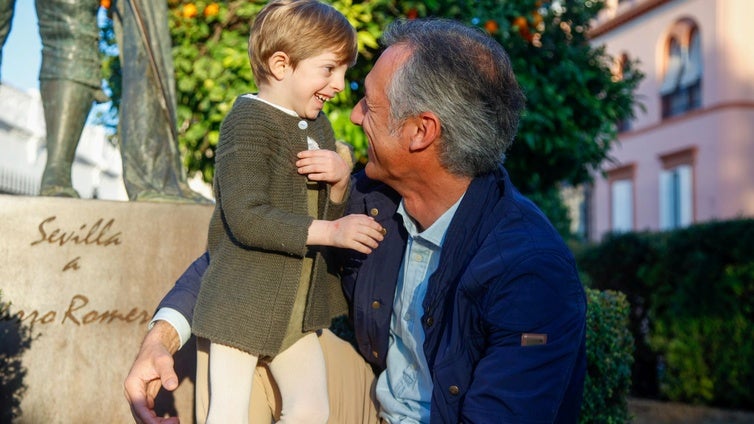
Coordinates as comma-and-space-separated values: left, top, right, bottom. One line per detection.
298, 120, 308, 130
371, 300, 381, 309
448, 385, 460, 396
413, 253, 423, 262
425, 316, 434, 327
370, 208, 379, 217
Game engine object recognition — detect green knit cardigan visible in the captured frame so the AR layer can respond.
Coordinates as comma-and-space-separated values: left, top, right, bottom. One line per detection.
192, 96, 348, 357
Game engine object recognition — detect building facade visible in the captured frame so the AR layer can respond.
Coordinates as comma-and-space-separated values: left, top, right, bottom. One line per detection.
587, 0, 754, 241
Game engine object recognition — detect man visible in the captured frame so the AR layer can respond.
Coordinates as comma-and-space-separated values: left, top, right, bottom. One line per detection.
125, 18, 587, 423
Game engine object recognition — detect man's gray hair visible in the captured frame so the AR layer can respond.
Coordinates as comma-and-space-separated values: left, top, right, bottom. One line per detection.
382, 19, 526, 177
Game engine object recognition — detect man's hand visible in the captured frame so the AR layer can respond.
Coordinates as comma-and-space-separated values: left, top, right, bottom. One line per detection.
124, 321, 182, 424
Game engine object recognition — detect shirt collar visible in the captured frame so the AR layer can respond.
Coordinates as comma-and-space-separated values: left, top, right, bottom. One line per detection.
396, 193, 465, 248
243, 93, 298, 117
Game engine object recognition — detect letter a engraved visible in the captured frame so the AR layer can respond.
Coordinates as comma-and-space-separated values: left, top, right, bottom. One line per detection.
63, 257, 81, 271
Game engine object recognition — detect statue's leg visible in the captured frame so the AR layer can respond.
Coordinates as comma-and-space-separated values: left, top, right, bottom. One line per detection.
0, 0, 17, 79
35, 0, 100, 197
38, 79, 95, 197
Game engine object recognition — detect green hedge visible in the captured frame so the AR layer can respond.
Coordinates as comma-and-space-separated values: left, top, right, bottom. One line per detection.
577, 218, 754, 410
575, 231, 661, 397
580, 289, 633, 424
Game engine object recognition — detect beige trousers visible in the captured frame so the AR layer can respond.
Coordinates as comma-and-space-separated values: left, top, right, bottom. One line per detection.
196, 330, 383, 424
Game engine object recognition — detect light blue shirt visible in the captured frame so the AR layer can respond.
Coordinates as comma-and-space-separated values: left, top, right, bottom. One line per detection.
376, 196, 463, 423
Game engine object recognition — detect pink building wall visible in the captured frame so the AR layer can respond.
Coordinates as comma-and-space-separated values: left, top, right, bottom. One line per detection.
587, 0, 754, 241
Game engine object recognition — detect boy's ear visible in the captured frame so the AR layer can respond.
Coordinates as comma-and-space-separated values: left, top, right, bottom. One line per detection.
268, 51, 291, 80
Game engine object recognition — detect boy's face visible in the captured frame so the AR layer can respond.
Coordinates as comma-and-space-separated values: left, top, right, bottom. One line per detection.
283, 51, 348, 120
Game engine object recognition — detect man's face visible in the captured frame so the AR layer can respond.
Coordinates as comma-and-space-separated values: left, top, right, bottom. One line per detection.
350, 45, 412, 183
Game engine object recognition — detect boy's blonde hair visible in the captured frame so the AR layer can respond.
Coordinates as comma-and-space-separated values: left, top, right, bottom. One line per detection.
249, 0, 358, 85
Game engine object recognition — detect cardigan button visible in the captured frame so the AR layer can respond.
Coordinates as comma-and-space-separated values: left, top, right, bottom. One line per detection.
370, 208, 379, 217
372, 350, 379, 359
425, 316, 434, 327
371, 300, 381, 309
298, 120, 308, 129
448, 385, 460, 396
380, 228, 387, 236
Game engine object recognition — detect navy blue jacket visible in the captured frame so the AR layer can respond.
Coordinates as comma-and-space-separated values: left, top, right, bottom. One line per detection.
160, 167, 587, 423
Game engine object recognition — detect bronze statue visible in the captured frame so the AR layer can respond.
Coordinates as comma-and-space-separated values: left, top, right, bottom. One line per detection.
113, 0, 206, 202
0, 0, 207, 202
1, 0, 103, 198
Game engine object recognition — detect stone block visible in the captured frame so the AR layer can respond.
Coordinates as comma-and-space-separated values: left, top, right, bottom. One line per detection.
0, 194, 212, 423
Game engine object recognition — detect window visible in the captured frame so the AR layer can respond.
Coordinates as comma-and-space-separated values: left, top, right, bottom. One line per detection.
660, 21, 702, 118
659, 148, 696, 230
608, 165, 635, 233
612, 180, 634, 232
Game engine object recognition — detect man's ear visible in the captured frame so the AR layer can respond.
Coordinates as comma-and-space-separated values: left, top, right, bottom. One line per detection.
268, 51, 291, 80
408, 111, 441, 152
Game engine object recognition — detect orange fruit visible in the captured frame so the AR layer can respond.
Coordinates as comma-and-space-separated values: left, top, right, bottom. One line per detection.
204, 3, 220, 17
512, 16, 528, 30
512, 16, 533, 41
484, 19, 499, 34
533, 11, 543, 27
182, 3, 198, 19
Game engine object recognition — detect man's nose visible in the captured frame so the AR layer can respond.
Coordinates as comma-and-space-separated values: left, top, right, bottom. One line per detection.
350, 98, 365, 125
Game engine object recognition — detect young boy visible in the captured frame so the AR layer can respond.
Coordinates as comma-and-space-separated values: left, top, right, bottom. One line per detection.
191, 1, 385, 422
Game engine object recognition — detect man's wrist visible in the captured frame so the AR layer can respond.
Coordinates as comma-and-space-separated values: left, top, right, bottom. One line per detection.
149, 307, 192, 350
146, 320, 182, 355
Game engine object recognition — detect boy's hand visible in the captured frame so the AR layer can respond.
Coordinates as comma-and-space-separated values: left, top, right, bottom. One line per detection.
308, 215, 384, 253
296, 149, 351, 187
297, 149, 351, 203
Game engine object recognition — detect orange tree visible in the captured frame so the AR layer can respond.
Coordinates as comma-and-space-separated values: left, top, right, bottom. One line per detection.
101, 0, 640, 237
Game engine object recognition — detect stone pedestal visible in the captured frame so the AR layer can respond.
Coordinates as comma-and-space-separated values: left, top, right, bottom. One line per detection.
0, 194, 213, 423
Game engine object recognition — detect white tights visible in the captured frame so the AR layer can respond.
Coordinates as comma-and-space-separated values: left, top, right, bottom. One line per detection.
205, 333, 329, 424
